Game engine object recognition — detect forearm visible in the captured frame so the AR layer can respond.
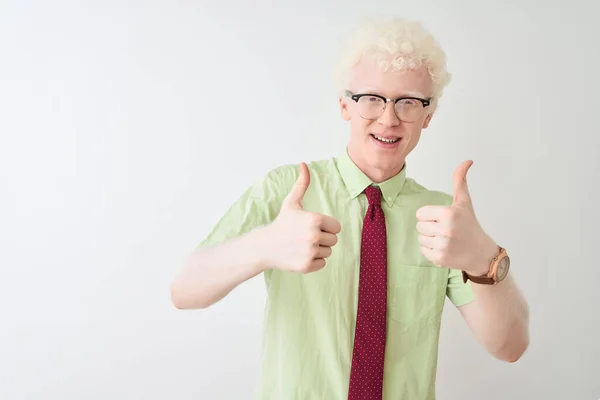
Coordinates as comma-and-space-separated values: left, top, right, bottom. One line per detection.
463, 273, 530, 362
170, 226, 270, 309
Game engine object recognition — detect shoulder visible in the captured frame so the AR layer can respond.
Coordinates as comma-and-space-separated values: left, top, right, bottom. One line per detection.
256, 157, 337, 193
402, 176, 453, 207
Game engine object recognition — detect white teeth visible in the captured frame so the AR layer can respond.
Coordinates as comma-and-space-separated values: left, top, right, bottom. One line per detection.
373, 135, 399, 143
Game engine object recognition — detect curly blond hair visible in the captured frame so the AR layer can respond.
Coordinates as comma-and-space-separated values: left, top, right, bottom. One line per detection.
334, 17, 452, 105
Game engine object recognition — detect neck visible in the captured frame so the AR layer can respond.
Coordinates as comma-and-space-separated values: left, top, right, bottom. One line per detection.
363, 165, 404, 183
347, 145, 405, 183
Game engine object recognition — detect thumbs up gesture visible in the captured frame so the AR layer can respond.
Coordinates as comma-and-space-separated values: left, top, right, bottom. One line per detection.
264, 162, 342, 273
415, 160, 497, 275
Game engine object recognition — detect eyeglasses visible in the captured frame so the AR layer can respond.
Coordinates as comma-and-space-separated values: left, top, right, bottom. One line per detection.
345, 90, 431, 122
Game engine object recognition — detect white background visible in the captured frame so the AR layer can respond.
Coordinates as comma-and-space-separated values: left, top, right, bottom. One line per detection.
1, 1, 599, 399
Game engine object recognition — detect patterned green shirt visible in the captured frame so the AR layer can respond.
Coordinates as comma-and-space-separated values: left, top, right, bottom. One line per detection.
198, 148, 474, 399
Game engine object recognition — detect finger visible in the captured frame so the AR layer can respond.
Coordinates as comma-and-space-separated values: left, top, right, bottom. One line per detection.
452, 160, 473, 206
418, 234, 446, 250
282, 162, 310, 209
307, 258, 327, 272
416, 205, 447, 222
418, 234, 435, 249
318, 232, 338, 247
416, 221, 444, 237
318, 215, 342, 234
419, 246, 440, 265
315, 245, 333, 259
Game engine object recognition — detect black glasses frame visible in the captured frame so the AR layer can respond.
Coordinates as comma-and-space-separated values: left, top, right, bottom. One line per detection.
345, 90, 431, 108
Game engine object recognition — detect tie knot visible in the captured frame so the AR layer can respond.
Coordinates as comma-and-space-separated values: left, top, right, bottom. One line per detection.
364, 185, 382, 205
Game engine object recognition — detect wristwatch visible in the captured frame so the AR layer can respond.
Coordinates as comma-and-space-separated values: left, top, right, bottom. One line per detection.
462, 246, 510, 285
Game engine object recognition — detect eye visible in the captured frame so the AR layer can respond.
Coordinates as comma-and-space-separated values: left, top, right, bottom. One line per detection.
398, 99, 418, 106
358, 96, 384, 106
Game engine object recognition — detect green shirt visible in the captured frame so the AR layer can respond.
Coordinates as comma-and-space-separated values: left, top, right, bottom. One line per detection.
198, 148, 475, 399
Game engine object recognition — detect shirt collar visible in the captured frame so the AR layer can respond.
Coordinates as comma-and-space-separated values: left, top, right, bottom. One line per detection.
335, 147, 407, 207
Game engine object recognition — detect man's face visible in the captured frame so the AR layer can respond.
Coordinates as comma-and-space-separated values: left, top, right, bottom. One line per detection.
339, 58, 434, 179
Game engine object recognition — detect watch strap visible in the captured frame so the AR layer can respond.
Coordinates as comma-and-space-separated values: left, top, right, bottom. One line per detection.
462, 270, 495, 285
461, 246, 505, 285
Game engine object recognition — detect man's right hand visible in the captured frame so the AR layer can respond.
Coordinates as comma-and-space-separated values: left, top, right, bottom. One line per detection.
263, 162, 342, 273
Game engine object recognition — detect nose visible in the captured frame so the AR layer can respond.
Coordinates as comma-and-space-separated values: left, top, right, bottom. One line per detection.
377, 101, 401, 127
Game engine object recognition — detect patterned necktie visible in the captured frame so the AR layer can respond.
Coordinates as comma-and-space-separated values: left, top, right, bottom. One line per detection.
348, 185, 388, 400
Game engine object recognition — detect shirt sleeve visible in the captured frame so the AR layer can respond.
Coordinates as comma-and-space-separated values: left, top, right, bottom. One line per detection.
196, 167, 290, 249
446, 268, 475, 307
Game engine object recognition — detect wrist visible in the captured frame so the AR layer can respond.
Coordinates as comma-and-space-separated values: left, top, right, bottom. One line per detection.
249, 225, 275, 273
468, 237, 498, 276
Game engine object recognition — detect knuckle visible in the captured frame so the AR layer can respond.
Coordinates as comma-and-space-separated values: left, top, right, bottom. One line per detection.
310, 213, 323, 225
309, 246, 319, 258
309, 232, 320, 244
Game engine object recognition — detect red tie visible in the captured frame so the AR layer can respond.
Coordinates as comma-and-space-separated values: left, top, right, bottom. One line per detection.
348, 185, 388, 400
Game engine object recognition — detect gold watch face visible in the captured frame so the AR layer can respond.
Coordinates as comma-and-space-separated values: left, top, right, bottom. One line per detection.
496, 256, 510, 281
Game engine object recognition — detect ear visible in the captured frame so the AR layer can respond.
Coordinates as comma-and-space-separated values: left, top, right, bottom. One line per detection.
423, 100, 437, 129
422, 112, 432, 128
339, 97, 351, 121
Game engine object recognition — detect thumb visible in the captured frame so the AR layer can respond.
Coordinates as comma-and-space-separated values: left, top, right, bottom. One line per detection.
282, 162, 310, 209
452, 160, 473, 206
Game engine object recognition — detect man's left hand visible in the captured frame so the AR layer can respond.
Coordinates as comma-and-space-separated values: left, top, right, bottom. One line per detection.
415, 160, 498, 276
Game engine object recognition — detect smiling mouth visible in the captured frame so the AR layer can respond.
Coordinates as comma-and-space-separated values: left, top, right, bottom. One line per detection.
371, 134, 401, 144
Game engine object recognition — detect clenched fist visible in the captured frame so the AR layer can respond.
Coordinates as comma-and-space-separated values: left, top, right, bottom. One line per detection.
263, 162, 342, 273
